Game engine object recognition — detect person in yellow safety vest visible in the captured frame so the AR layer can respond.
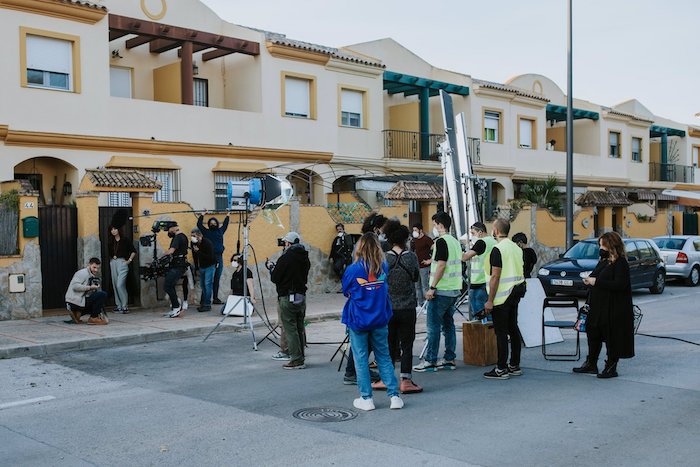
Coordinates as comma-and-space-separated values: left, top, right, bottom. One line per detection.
482, 218, 527, 380
462, 222, 497, 320
413, 212, 463, 373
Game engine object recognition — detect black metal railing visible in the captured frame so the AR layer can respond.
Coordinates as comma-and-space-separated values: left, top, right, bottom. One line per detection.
383, 129, 481, 164
649, 162, 695, 183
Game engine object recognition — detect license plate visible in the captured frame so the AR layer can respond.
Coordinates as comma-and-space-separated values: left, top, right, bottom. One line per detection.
551, 279, 573, 286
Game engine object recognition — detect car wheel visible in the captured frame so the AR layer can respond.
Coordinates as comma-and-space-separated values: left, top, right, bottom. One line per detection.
650, 270, 665, 294
686, 266, 700, 287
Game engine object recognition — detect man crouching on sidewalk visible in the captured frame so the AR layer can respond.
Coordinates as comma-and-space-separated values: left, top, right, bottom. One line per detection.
65, 257, 109, 325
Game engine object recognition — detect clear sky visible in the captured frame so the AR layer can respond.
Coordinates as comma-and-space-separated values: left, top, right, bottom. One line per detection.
200, 0, 698, 126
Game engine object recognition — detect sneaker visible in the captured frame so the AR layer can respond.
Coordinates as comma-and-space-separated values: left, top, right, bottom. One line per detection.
121, 308, 129, 314
168, 307, 183, 318
197, 305, 211, 312
507, 364, 523, 376
438, 359, 456, 371
343, 374, 357, 385
400, 379, 423, 394
369, 361, 378, 369
283, 360, 306, 370
371, 380, 387, 391
272, 351, 292, 361
182, 302, 189, 311
212, 298, 223, 305
353, 397, 375, 411
484, 367, 510, 380
87, 316, 108, 325
413, 361, 438, 373
390, 395, 404, 410
68, 309, 82, 324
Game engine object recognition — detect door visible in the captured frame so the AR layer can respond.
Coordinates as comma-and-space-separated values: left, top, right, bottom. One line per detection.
683, 212, 699, 235
39, 206, 77, 309
98, 207, 139, 307
635, 240, 656, 286
624, 241, 641, 287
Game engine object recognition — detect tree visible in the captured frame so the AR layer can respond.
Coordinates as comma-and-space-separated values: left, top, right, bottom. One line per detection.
521, 177, 562, 213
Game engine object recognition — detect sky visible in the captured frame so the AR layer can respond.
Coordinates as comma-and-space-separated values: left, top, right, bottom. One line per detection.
199, 0, 698, 126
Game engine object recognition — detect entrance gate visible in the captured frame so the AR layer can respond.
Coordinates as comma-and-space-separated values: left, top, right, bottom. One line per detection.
38, 206, 78, 309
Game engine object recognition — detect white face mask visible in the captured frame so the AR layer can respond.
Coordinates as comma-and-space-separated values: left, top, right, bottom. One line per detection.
337, 232, 344, 237
378, 233, 387, 241
191, 236, 198, 243
432, 227, 440, 237
231, 261, 239, 268
470, 236, 479, 244
412, 231, 420, 239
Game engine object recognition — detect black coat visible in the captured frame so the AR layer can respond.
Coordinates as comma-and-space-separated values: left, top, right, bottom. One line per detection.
587, 257, 635, 359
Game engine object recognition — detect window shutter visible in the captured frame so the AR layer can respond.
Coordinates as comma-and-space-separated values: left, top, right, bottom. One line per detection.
110, 67, 132, 98
519, 119, 533, 148
285, 77, 310, 117
27, 35, 71, 74
341, 90, 363, 114
484, 112, 499, 130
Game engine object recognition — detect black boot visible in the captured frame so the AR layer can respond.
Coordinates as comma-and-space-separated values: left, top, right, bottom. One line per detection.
597, 360, 618, 379
572, 357, 598, 374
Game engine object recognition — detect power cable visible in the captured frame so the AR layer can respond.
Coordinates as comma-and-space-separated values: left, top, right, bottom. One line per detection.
637, 333, 700, 346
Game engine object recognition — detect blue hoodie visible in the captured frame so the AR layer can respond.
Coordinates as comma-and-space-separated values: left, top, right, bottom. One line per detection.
341, 260, 393, 332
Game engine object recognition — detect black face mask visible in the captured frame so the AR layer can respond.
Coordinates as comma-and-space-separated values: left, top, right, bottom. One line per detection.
209, 224, 218, 231
168, 231, 175, 238
599, 249, 610, 259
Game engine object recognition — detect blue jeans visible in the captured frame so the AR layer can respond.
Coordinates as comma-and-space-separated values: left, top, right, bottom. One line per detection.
349, 326, 399, 399
468, 286, 488, 320
200, 265, 215, 306
212, 254, 223, 301
425, 294, 458, 364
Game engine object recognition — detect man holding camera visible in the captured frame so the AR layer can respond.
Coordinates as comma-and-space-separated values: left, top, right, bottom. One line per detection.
269, 232, 310, 369
163, 222, 189, 318
65, 257, 109, 325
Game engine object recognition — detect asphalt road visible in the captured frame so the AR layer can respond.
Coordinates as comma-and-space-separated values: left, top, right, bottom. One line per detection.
1, 283, 699, 466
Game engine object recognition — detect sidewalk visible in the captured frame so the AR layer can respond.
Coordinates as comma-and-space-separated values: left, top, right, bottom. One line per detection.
0, 293, 347, 359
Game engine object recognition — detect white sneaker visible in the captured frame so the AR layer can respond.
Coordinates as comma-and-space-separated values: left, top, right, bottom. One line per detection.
390, 396, 404, 410
182, 301, 189, 310
168, 306, 183, 318
353, 397, 375, 411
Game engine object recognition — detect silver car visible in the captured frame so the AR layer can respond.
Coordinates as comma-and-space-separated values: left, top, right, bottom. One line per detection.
652, 235, 700, 287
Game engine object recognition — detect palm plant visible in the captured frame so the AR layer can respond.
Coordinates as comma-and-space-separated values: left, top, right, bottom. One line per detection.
521, 177, 562, 213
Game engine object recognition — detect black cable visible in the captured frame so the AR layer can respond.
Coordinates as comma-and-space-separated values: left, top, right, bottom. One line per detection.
637, 333, 700, 346
249, 243, 280, 336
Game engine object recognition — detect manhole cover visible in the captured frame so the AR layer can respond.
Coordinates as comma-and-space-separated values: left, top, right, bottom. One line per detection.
293, 407, 357, 422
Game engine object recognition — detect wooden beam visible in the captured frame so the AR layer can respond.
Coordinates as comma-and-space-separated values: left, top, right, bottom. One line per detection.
109, 30, 130, 41
202, 48, 235, 61
125, 34, 155, 49
177, 44, 213, 57
150, 38, 181, 53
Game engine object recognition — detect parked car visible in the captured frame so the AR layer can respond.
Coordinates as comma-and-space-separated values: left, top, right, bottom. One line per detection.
538, 238, 666, 297
652, 235, 700, 287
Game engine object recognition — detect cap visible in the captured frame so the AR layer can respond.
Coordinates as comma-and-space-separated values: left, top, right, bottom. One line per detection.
281, 231, 301, 244
191, 227, 201, 234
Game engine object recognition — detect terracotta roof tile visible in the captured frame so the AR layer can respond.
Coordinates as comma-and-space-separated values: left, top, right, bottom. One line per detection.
575, 191, 631, 207
86, 169, 161, 190
385, 181, 443, 200
265, 33, 384, 68
473, 79, 549, 102
56, 0, 107, 11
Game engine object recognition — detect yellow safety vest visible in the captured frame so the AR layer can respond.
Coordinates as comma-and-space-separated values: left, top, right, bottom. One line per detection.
431, 234, 463, 291
470, 235, 497, 285
485, 238, 525, 306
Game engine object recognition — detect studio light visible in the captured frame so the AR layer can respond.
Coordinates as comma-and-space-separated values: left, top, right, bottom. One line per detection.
226, 174, 293, 211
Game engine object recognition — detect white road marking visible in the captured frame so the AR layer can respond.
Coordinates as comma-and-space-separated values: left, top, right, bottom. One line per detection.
0, 396, 55, 410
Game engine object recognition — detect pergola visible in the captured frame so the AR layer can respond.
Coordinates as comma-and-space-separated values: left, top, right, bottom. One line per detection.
108, 14, 260, 105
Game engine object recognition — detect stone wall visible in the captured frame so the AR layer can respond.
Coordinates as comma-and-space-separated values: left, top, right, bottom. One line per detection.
0, 242, 42, 320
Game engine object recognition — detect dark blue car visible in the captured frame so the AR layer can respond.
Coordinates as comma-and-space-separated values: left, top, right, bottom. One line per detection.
538, 238, 666, 297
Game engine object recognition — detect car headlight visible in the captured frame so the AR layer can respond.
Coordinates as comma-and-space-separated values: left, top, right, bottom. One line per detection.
579, 271, 593, 279
538, 268, 550, 276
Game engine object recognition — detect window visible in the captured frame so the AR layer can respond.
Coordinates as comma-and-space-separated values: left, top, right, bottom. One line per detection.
518, 117, 535, 149
484, 111, 501, 143
283, 73, 316, 119
107, 192, 132, 207
635, 241, 655, 260
143, 169, 180, 202
110, 66, 132, 98
194, 78, 208, 107
340, 88, 365, 128
609, 131, 621, 158
632, 137, 642, 162
693, 146, 699, 168
625, 241, 639, 260
214, 172, 247, 210
25, 34, 72, 91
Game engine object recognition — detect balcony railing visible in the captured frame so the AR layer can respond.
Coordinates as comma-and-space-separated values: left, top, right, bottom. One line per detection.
649, 162, 695, 183
383, 129, 481, 164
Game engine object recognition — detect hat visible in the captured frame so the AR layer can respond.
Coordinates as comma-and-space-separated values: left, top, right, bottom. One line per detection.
281, 231, 301, 244
191, 227, 201, 234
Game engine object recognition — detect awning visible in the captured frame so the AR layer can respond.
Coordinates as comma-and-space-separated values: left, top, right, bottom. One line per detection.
384, 181, 443, 200
383, 71, 469, 98
211, 161, 270, 173
650, 125, 686, 138
546, 104, 599, 123
575, 191, 631, 207
106, 155, 180, 170
636, 191, 677, 201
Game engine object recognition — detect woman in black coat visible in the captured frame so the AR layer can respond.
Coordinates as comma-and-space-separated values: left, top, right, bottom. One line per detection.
574, 231, 635, 378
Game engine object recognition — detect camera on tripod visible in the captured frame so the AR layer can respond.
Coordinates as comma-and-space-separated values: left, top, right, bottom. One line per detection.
138, 220, 179, 281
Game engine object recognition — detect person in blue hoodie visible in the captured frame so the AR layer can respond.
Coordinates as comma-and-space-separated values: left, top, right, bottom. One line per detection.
342, 232, 404, 411
197, 213, 230, 305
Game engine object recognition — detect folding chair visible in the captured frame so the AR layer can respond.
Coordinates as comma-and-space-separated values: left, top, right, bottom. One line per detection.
542, 296, 580, 361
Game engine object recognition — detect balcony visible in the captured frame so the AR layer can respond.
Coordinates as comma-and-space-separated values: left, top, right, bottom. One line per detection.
383, 129, 480, 164
649, 162, 695, 183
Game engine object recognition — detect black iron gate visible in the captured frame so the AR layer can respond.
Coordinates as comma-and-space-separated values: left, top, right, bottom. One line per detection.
683, 212, 699, 235
98, 207, 139, 307
39, 206, 78, 309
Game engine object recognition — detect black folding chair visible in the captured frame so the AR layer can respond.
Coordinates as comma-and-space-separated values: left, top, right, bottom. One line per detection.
542, 296, 580, 361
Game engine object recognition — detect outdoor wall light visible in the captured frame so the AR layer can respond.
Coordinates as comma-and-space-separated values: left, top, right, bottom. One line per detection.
111, 49, 124, 59
192, 62, 199, 76
62, 181, 72, 196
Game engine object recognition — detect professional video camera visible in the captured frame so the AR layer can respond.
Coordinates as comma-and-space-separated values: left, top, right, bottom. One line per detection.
139, 220, 179, 281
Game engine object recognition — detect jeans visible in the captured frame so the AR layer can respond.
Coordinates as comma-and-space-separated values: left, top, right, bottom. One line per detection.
491, 298, 523, 369
164, 266, 185, 309
349, 326, 399, 399
425, 294, 458, 364
84, 290, 107, 317
212, 254, 223, 301
388, 308, 417, 377
278, 296, 305, 363
468, 286, 488, 320
199, 265, 215, 306
416, 267, 430, 306
110, 258, 129, 309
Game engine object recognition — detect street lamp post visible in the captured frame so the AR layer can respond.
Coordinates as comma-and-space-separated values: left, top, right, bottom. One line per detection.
565, 0, 574, 250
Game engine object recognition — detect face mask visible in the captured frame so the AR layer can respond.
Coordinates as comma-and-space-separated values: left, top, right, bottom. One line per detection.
412, 231, 420, 239
470, 236, 479, 244
378, 233, 387, 242
191, 236, 198, 243
599, 249, 610, 259
337, 232, 344, 237
231, 261, 239, 268
168, 231, 175, 238
432, 227, 440, 237
209, 224, 218, 231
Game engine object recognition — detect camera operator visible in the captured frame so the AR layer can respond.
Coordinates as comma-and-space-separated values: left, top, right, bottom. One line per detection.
191, 228, 215, 312
197, 213, 230, 305
65, 257, 108, 325
269, 232, 310, 370
329, 223, 353, 280
163, 222, 189, 318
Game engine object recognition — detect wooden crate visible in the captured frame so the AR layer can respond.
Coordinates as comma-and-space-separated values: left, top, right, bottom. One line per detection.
462, 321, 498, 366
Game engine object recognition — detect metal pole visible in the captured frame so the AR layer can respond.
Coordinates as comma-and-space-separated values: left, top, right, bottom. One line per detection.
565, 0, 574, 250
